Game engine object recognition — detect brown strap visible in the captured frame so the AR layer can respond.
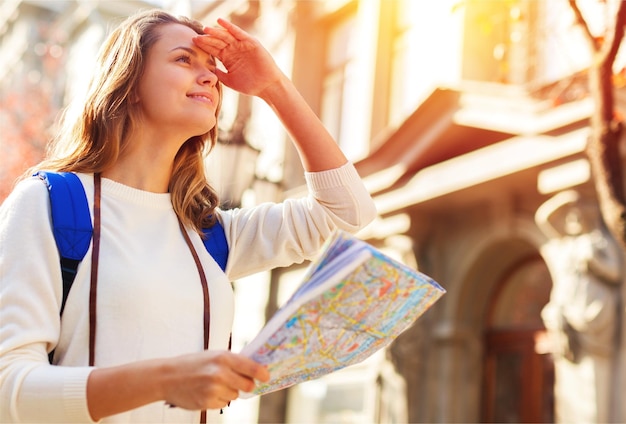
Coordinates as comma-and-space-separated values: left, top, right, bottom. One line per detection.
89, 173, 102, 366
177, 219, 211, 351
177, 219, 211, 424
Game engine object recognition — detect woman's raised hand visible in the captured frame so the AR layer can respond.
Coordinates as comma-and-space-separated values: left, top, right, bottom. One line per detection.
193, 19, 285, 100
192, 18, 348, 173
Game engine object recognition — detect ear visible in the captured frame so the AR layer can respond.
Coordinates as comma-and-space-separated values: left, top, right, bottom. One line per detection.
129, 89, 140, 104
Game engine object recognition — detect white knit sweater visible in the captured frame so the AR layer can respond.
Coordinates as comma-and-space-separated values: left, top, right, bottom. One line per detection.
0, 162, 376, 423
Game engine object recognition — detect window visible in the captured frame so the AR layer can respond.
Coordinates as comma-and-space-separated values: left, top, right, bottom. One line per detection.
387, 0, 422, 126
461, 0, 541, 85
320, 11, 362, 159
386, 0, 462, 126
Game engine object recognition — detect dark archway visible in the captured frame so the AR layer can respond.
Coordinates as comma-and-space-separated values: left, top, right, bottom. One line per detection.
481, 255, 554, 423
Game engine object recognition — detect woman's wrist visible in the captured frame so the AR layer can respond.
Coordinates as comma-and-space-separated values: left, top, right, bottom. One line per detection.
87, 358, 170, 421
258, 73, 292, 106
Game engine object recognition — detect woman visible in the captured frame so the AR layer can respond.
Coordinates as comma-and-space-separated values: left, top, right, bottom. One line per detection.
0, 9, 376, 423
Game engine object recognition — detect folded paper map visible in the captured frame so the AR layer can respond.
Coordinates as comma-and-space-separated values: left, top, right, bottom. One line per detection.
239, 230, 445, 398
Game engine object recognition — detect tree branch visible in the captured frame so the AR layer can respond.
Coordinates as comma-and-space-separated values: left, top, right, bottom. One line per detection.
568, 0, 601, 51
599, 0, 626, 66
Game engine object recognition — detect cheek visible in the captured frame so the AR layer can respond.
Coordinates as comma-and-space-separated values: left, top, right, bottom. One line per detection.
138, 66, 180, 102
136, 77, 156, 105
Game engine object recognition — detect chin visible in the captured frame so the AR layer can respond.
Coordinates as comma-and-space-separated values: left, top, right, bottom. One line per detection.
185, 123, 216, 139
193, 119, 217, 136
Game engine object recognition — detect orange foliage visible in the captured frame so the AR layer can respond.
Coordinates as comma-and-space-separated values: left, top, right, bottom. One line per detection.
0, 81, 57, 203
0, 31, 63, 203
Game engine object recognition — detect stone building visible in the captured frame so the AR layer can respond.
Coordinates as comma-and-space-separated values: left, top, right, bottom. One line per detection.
1, 0, 625, 423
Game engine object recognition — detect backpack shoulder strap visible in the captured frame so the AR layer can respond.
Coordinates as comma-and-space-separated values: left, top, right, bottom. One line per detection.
201, 220, 229, 272
202, 218, 230, 359
34, 171, 93, 315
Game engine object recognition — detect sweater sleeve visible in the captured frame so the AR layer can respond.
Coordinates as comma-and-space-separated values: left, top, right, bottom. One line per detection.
0, 178, 95, 423
221, 162, 377, 280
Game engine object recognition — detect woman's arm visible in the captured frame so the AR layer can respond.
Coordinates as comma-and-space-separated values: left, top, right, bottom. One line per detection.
86, 351, 269, 421
194, 19, 348, 172
259, 73, 348, 172
196, 20, 377, 282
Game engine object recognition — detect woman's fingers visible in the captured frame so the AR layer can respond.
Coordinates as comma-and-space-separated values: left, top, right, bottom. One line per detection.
234, 354, 270, 383
194, 34, 228, 53
199, 19, 248, 52
216, 18, 249, 41
162, 351, 269, 410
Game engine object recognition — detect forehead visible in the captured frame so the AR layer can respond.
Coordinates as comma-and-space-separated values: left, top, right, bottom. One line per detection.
155, 23, 200, 42
151, 23, 213, 60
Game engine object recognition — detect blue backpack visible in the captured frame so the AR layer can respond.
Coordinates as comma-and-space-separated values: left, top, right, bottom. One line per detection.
35, 171, 229, 316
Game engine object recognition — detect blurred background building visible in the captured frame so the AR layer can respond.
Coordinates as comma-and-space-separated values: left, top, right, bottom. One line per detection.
2, 0, 626, 423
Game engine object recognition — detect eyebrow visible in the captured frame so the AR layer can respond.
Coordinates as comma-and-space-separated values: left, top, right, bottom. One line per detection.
170, 46, 198, 56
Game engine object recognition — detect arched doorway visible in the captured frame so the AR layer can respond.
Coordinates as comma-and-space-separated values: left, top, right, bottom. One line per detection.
481, 255, 555, 423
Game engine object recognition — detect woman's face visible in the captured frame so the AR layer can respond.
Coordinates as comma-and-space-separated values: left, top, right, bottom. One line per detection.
136, 23, 219, 141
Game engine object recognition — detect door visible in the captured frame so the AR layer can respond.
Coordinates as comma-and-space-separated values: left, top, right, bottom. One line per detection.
481, 256, 554, 423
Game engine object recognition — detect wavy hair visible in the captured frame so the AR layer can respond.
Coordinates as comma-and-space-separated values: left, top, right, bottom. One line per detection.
28, 9, 222, 233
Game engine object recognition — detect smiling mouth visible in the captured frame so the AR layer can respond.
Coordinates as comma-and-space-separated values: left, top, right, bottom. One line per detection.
188, 94, 213, 104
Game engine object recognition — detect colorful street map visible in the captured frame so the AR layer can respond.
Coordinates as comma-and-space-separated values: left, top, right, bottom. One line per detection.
239, 230, 445, 398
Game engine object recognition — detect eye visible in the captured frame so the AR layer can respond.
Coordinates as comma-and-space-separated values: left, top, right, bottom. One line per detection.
175, 54, 192, 64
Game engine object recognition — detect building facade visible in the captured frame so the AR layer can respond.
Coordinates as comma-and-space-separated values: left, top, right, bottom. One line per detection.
1, 0, 625, 423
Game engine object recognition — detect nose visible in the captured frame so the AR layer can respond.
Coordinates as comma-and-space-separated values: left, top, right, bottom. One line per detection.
200, 69, 218, 87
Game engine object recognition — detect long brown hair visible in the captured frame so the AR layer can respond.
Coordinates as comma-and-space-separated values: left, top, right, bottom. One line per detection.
28, 9, 222, 232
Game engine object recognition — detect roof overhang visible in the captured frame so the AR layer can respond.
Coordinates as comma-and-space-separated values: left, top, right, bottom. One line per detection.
355, 86, 593, 216
371, 128, 589, 216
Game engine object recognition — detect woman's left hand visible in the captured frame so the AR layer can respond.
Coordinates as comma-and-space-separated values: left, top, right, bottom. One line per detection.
193, 19, 285, 99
